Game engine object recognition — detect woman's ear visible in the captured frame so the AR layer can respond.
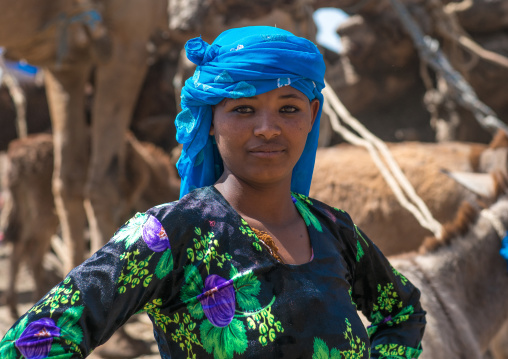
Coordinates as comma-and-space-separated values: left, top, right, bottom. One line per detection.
310, 99, 320, 129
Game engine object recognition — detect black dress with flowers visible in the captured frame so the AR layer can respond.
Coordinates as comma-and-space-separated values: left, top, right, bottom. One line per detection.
0, 186, 426, 359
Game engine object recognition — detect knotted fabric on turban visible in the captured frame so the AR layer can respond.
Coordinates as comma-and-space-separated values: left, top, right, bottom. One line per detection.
175, 26, 326, 198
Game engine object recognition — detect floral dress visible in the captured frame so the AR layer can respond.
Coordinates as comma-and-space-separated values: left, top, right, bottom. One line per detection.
0, 186, 426, 359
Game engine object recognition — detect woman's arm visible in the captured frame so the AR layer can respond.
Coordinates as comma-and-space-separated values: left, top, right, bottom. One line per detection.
351, 225, 426, 359
0, 211, 175, 358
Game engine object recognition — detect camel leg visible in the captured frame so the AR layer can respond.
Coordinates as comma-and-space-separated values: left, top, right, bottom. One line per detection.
31, 249, 51, 300
83, 0, 156, 252
84, 58, 149, 253
44, 65, 91, 274
32, 223, 60, 299
7, 236, 24, 319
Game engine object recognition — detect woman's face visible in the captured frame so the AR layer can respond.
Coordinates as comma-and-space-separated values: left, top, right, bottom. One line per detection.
210, 86, 319, 188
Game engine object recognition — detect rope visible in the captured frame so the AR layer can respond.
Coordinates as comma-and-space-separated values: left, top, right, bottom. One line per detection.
41, 8, 104, 68
0, 55, 27, 138
322, 81, 443, 239
388, 0, 508, 137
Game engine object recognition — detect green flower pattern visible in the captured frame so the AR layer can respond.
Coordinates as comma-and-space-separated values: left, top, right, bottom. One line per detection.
143, 298, 181, 333
392, 266, 409, 286
117, 250, 154, 293
353, 219, 418, 354
353, 225, 370, 262
52, 306, 86, 356
375, 343, 422, 359
312, 319, 368, 358
113, 212, 148, 249
29, 276, 81, 316
348, 287, 357, 308
200, 319, 248, 359
0, 188, 424, 359
372, 283, 403, 314
174, 234, 286, 359
292, 193, 323, 232
354, 225, 369, 247
114, 212, 174, 295
1, 306, 86, 358
356, 240, 365, 262
172, 314, 203, 359
240, 297, 284, 346
368, 305, 416, 336
186, 227, 232, 273
1, 317, 29, 359
239, 218, 263, 252
368, 280, 416, 347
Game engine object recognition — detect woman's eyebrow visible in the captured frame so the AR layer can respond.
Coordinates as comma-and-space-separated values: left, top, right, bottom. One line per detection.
225, 97, 257, 104
223, 93, 305, 104
220, 98, 232, 106
279, 94, 306, 101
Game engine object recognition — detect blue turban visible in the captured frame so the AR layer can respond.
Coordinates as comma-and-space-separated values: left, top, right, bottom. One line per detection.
175, 26, 326, 198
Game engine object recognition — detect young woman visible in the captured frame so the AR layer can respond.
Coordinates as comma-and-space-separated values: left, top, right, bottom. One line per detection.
0, 26, 425, 359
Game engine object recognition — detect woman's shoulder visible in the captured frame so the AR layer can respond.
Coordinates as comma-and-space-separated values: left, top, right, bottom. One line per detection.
140, 186, 232, 243
293, 192, 356, 231
293, 193, 362, 267
146, 186, 221, 220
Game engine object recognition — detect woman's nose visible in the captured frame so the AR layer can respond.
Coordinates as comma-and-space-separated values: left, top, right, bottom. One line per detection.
253, 111, 281, 139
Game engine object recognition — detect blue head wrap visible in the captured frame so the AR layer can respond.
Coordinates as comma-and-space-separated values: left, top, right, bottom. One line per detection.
175, 26, 326, 198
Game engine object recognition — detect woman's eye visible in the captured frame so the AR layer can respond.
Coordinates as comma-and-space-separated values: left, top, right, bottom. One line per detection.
281, 106, 298, 113
233, 106, 253, 114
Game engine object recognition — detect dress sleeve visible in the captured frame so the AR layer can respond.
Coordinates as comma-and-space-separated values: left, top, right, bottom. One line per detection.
350, 224, 426, 359
0, 211, 175, 358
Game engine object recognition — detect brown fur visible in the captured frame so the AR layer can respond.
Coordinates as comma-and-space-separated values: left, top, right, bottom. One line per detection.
310, 141, 488, 255
420, 201, 479, 253
310, 138, 508, 256
489, 130, 508, 150
469, 143, 490, 172
421, 171, 508, 252
0, 133, 180, 318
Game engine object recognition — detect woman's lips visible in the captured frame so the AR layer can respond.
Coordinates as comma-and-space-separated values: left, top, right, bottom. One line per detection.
248, 145, 286, 158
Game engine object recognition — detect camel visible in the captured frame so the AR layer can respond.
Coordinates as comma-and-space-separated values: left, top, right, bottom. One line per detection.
0, 0, 172, 275
388, 171, 508, 358
309, 133, 508, 255
0, 132, 180, 319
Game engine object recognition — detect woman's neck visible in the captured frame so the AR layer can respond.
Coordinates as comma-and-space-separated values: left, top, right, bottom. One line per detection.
214, 175, 297, 226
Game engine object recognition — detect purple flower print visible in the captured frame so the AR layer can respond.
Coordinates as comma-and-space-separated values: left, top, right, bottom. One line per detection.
15, 318, 61, 359
198, 275, 236, 327
143, 215, 170, 252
